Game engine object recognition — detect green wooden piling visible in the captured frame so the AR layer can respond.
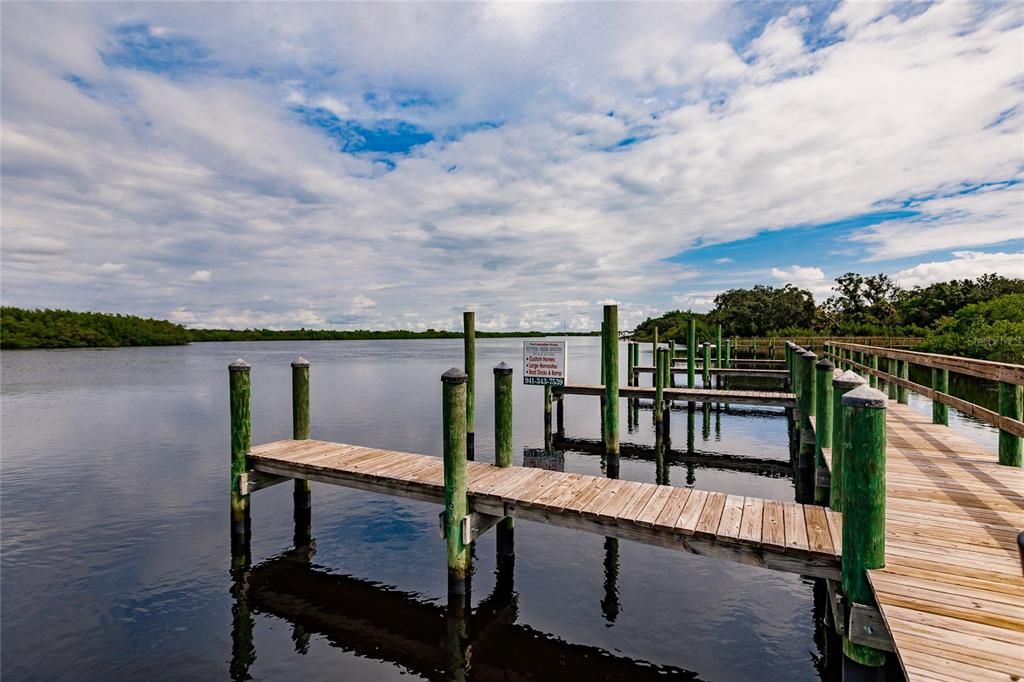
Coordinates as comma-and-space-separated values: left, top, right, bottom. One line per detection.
814, 358, 834, 505
886, 357, 897, 400
442, 368, 470, 591
998, 381, 1023, 467
229, 359, 251, 554
463, 312, 476, 460
798, 351, 817, 466
668, 340, 676, 387
897, 359, 909, 404
687, 318, 696, 389
829, 370, 866, 513
868, 353, 879, 389
544, 384, 553, 451
603, 305, 619, 455
840, 384, 888, 668
714, 324, 722, 369
291, 357, 312, 546
626, 340, 635, 387
652, 325, 658, 374
493, 362, 515, 554
655, 347, 665, 432
600, 321, 607, 387
932, 367, 949, 425
702, 342, 711, 387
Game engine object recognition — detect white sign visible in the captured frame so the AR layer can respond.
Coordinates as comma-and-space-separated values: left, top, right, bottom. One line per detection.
523, 340, 568, 386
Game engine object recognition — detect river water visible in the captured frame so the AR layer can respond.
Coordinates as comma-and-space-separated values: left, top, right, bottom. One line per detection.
0, 338, 997, 681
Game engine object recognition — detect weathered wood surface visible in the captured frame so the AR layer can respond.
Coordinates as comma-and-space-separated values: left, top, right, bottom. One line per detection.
827, 341, 1024, 385
552, 383, 796, 407
248, 439, 840, 578
818, 400, 1024, 681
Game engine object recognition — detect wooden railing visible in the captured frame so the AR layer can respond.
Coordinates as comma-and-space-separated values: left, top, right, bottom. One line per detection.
823, 341, 1024, 450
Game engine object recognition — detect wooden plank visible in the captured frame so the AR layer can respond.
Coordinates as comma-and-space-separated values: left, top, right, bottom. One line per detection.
653, 487, 692, 532
675, 488, 709, 534
737, 496, 764, 545
580, 479, 634, 518
825, 509, 842, 556
782, 502, 809, 553
617, 484, 660, 522
693, 491, 726, 538
596, 482, 649, 520
716, 495, 745, 540
634, 485, 675, 527
804, 505, 835, 557
761, 499, 786, 550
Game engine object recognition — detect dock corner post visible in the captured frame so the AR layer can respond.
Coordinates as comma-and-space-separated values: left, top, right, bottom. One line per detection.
998, 381, 1023, 467
291, 356, 312, 548
229, 359, 252, 561
931, 367, 949, 426
463, 312, 476, 461
814, 358, 834, 505
840, 384, 889, 671
442, 367, 470, 593
829, 370, 867, 513
493, 362, 516, 555
897, 359, 909, 404
687, 318, 696, 389
603, 305, 620, 458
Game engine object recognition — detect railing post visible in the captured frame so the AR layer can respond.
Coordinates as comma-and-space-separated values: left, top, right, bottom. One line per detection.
886, 357, 897, 400
687, 318, 696, 389
932, 367, 949, 425
829, 370, 867, 513
442, 368, 470, 593
229, 359, 252, 558
603, 305, 619, 456
493, 362, 515, 555
868, 353, 879, 389
841, 385, 888, 670
814, 358, 834, 505
998, 382, 1022, 467
463, 312, 476, 461
291, 356, 312, 547
897, 359, 909, 404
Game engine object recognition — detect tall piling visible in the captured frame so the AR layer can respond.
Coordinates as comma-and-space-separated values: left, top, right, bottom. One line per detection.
716, 324, 723, 369
442, 368, 470, 593
603, 305, 619, 458
229, 359, 252, 557
897, 359, 909, 404
687, 318, 696, 389
998, 381, 1022, 467
463, 312, 476, 460
931, 368, 949, 425
814, 358, 834, 505
840, 385, 888, 672
291, 356, 312, 547
868, 353, 879, 389
655, 347, 665, 435
493, 362, 515, 555
829, 370, 867, 513
702, 342, 711, 388
798, 351, 817, 468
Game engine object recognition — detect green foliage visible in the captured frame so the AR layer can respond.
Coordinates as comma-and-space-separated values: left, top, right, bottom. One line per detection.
894, 274, 1024, 328
633, 310, 713, 343
187, 328, 597, 342
714, 284, 816, 337
1, 307, 191, 349
915, 294, 1024, 362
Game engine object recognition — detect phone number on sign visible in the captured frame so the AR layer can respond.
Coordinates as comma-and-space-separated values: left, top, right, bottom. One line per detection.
523, 376, 565, 386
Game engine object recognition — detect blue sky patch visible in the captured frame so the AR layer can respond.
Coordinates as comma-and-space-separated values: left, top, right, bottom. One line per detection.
293, 105, 434, 154
101, 24, 215, 76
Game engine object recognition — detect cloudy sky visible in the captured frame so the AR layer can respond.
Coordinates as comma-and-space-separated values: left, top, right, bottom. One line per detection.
2, 2, 1022, 331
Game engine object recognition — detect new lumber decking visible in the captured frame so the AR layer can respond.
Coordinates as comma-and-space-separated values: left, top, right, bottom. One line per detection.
819, 401, 1024, 681
248, 439, 841, 578
552, 383, 796, 407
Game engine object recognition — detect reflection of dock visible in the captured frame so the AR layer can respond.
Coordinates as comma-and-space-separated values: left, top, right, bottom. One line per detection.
552, 384, 796, 407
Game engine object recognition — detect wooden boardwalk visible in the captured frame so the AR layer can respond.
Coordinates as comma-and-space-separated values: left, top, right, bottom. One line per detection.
552, 383, 795, 406
248, 439, 841, 578
818, 401, 1024, 681
633, 366, 789, 378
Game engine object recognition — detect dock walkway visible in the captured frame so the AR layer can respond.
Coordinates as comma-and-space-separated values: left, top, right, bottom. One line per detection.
249, 439, 841, 578
819, 401, 1024, 681
553, 383, 795, 407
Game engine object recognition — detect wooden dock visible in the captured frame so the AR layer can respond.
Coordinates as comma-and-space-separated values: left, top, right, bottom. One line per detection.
633, 366, 789, 378
816, 399, 1024, 681
248, 439, 842, 578
553, 383, 796, 407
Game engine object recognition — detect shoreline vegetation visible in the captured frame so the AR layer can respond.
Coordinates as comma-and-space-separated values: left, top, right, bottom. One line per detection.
3, 273, 1021, 361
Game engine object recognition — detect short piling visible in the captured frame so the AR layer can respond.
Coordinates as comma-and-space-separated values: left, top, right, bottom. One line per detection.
493, 362, 515, 555
998, 381, 1022, 467
931, 368, 949, 425
442, 368, 470, 593
463, 312, 476, 460
603, 305, 620, 457
291, 356, 312, 548
840, 385, 888, 670
814, 358, 834, 505
829, 370, 867, 513
229, 359, 252, 557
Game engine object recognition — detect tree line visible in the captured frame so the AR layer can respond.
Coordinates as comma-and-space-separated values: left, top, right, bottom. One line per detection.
633, 273, 1024, 362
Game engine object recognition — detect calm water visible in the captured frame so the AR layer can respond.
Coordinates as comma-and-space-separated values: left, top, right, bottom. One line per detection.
0, 339, 997, 681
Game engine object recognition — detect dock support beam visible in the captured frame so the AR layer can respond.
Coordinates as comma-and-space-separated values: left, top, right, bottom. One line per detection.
493, 362, 515, 555
687, 318, 696, 389
998, 381, 1022, 467
229, 359, 252, 558
931, 367, 948, 426
814, 358, 834, 505
830, 370, 867, 513
603, 305, 620, 458
463, 312, 476, 460
841, 385, 888, 671
442, 368, 470, 593
292, 357, 312, 548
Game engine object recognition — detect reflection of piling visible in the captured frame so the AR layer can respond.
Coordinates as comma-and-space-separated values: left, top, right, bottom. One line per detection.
445, 578, 472, 682
292, 357, 312, 549
229, 359, 251, 559
463, 312, 476, 460
229, 560, 255, 682
494, 363, 515, 556
601, 537, 620, 624
442, 368, 470, 593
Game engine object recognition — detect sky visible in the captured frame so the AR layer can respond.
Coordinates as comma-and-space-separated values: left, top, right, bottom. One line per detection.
2, 1, 1022, 332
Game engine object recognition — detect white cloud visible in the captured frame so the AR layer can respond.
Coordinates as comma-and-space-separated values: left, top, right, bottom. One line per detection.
715, 257, 733, 264
892, 251, 1024, 288
188, 270, 212, 282
770, 265, 833, 299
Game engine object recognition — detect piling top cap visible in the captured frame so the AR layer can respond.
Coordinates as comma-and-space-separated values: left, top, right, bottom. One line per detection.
842, 384, 888, 408
801, 350, 817, 359
493, 361, 513, 375
816, 358, 835, 371
291, 356, 310, 367
229, 358, 250, 371
442, 367, 469, 384
833, 369, 867, 389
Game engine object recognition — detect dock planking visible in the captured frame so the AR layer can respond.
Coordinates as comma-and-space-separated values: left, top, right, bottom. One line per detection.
817, 399, 1024, 681
248, 439, 841, 579
553, 383, 795, 407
